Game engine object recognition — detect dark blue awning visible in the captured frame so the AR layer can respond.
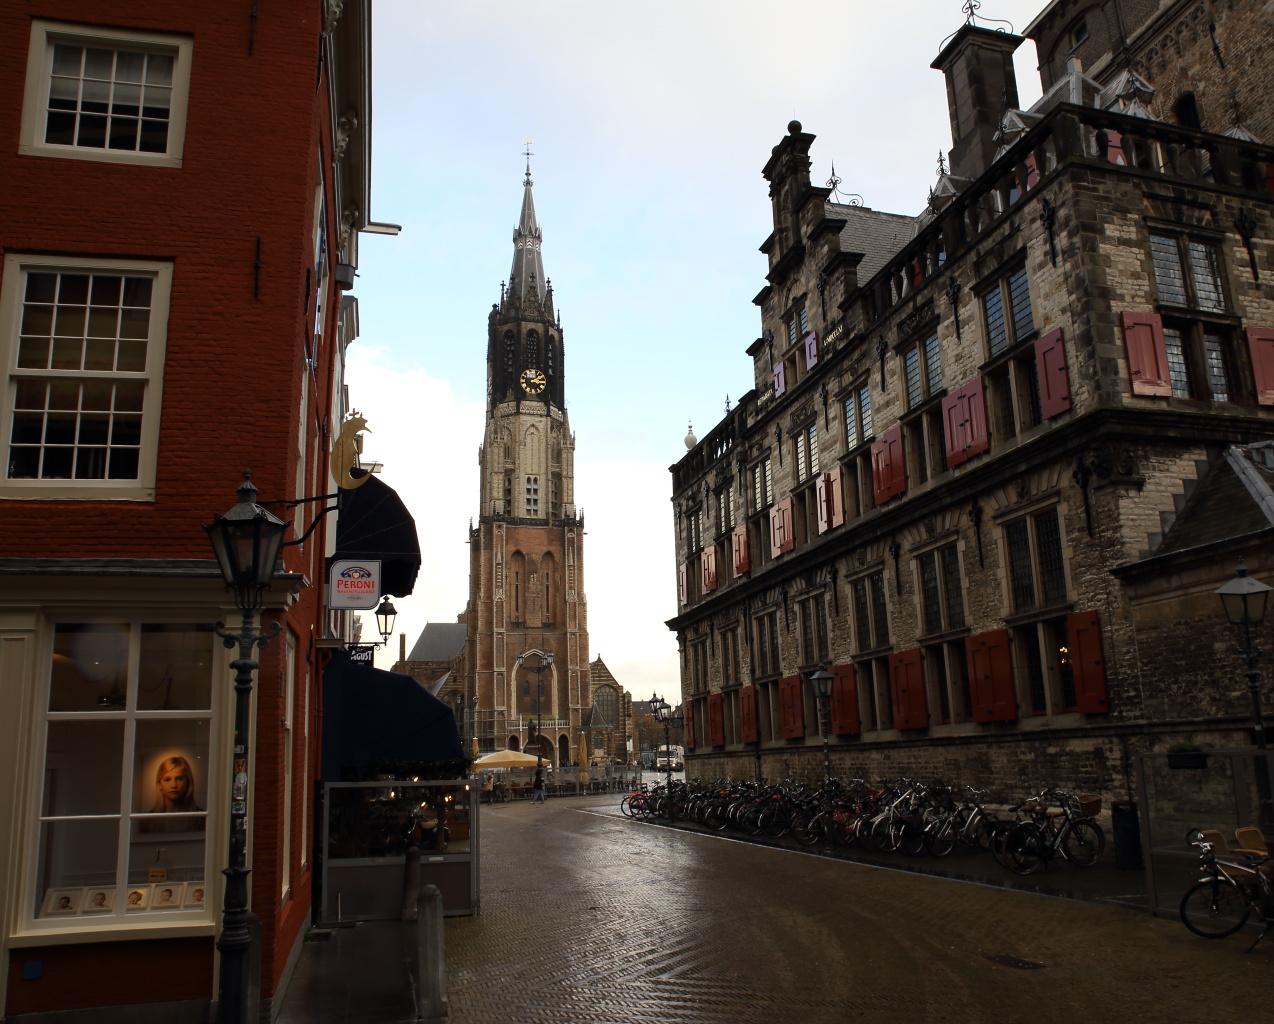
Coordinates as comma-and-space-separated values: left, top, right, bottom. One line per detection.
333, 473, 421, 597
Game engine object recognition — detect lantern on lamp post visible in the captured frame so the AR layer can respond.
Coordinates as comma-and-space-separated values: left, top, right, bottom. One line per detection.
1215, 563, 1272, 749
203, 470, 287, 1024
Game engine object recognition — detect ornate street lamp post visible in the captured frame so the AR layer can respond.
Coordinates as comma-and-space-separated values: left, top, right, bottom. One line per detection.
203, 471, 287, 1024
807, 665, 835, 842
1216, 564, 1272, 749
374, 595, 397, 646
650, 694, 683, 816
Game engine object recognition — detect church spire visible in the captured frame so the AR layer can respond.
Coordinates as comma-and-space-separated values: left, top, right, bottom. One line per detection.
507, 142, 546, 306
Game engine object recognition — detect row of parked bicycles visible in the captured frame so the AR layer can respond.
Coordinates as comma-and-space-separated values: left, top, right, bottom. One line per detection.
620, 777, 1106, 875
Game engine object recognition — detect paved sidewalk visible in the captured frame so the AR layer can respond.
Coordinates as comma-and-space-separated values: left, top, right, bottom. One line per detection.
279, 792, 1273, 1023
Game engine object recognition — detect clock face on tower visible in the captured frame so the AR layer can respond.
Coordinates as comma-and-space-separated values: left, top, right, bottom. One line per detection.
520, 367, 547, 395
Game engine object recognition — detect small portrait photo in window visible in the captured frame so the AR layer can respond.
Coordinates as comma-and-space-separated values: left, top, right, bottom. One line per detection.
152, 882, 185, 909
183, 883, 205, 909
81, 887, 117, 914
125, 886, 150, 911
41, 887, 83, 916
136, 747, 207, 835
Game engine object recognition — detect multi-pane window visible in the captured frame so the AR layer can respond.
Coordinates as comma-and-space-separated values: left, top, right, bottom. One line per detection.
686, 508, 702, 551
689, 640, 709, 693
982, 266, 1035, 357
902, 333, 943, 409
751, 456, 773, 512
786, 306, 809, 346
716, 489, 735, 533
1150, 234, 1226, 312
794, 423, 820, 482
798, 593, 829, 667
525, 475, 540, 515
2, 257, 169, 497
34, 623, 215, 923
1203, 334, 1230, 401
503, 332, 516, 377
524, 330, 539, 367
1004, 507, 1067, 613
917, 543, 965, 636
551, 474, 561, 515
722, 627, 741, 685
21, 23, 192, 166
851, 571, 889, 653
843, 384, 873, 450
753, 610, 781, 678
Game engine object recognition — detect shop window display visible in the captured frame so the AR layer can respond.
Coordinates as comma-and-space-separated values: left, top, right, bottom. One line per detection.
34, 622, 214, 922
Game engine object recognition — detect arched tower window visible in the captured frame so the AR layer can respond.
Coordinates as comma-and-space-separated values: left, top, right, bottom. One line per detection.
524, 329, 539, 368
595, 685, 618, 727
546, 335, 555, 376
503, 332, 515, 377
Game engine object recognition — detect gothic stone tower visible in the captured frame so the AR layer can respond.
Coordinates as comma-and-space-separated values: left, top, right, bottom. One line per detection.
464, 165, 590, 765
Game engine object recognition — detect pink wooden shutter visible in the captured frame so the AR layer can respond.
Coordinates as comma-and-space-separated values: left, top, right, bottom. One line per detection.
870, 436, 891, 506
773, 361, 787, 396
1024, 152, 1039, 190
816, 472, 830, 534
684, 702, 696, 750
732, 524, 750, 577
776, 497, 795, 554
781, 675, 805, 739
965, 377, 989, 458
1121, 311, 1172, 397
677, 562, 687, 607
825, 466, 844, 529
889, 649, 927, 730
1104, 128, 1126, 165
1035, 328, 1072, 418
804, 332, 819, 369
872, 425, 906, 503
701, 545, 717, 594
1246, 328, 1274, 406
1068, 610, 1109, 713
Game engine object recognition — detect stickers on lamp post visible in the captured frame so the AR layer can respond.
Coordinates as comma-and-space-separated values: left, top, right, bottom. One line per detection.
329, 559, 382, 610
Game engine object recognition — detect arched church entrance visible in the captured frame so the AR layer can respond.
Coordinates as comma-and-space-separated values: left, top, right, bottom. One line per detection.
528, 735, 554, 765
507, 735, 520, 751
558, 734, 570, 767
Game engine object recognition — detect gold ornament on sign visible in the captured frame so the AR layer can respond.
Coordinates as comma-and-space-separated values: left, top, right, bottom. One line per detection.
331, 413, 371, 490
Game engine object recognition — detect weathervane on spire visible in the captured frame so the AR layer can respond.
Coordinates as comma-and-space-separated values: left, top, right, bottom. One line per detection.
937, 150, 947, 176
962, 0, 981, 24
522, 139, 534, 186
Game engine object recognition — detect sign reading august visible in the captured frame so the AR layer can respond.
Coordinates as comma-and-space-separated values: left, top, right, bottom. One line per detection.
328, 559, 382, 610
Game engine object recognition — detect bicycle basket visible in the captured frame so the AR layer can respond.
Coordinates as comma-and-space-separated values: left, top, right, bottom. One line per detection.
1077, 794, 1102, 818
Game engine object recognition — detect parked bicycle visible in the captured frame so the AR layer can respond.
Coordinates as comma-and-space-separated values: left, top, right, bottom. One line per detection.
1179, 832, 1273, 951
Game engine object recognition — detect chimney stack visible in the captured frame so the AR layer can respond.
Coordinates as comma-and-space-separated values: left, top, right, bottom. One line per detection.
932, 24, 1023, 181
399, 632, 406, 663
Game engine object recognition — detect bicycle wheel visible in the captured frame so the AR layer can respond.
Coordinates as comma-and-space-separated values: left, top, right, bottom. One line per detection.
1179, 877, 1250, 938
793, 809, 824, 847
924, 817, 957, 858
1061, 820, 1105, 867
1004, 822, 1045, 875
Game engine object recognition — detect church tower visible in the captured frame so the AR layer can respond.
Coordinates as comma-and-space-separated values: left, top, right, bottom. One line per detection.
464, 160, 590, 766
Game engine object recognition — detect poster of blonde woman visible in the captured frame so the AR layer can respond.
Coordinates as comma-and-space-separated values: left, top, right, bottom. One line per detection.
136, 753, 206, 834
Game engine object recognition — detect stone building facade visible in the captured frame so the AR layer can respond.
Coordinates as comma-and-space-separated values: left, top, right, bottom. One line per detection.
667, 0, 1274, 803
461, 168, 594, 768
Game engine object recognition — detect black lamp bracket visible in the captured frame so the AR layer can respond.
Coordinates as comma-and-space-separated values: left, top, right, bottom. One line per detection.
214, 619, 281, 651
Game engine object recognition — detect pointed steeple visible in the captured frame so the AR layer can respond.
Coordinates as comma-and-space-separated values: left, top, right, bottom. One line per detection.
507, 145, 546, 306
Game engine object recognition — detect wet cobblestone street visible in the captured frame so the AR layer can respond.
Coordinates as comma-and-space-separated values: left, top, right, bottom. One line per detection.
442, 794, 1274, 1023
280, 792, 1274, 1023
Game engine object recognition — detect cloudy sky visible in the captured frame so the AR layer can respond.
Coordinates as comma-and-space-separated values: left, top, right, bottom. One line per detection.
351, 0, 1047, 696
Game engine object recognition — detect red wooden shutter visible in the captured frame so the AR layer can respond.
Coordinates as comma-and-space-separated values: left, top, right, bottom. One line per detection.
804, 332, 819, 369
942, 387, 970, 466
1121, 311, 1172, 397
739, 685, 758, 743
871, 425, 906, 504
966, 377, 989, 457
677, 562, 688, 607
1246, 328, 1274, 406
708, 692, 725, 746
816, 469, 844, 534
732, 524, 749, 577
1035, 328, 1072, 418
684, 701, 696, 750
701, 545, 717, 594
770, 497, 794, 555
830, 662, 860, 735
780, 675, 805, 739
1067, 610, 1109, 713
889, 649, 928, 730
965, 629, 1017, 723
773, 361, 787, 396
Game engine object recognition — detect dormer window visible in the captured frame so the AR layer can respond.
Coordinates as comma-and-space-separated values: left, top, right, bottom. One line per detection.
1069, 18, 1088, 49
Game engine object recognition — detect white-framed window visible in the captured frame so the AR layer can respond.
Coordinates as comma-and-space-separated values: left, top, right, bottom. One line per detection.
282, 632, 296, 899
525, 475, 539, 515
299, 667, 310, 870
0, 254, 170, 500
29, 621, 217, 927
794, 423, 820, 483
19, 20, 193, 167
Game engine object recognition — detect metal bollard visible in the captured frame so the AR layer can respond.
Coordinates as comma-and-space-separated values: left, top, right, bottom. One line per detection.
416, 884, 448, 1023
402, 846, 421, 921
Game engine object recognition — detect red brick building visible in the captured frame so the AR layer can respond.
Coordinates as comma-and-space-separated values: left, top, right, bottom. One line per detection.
0, 2, 389, 1019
